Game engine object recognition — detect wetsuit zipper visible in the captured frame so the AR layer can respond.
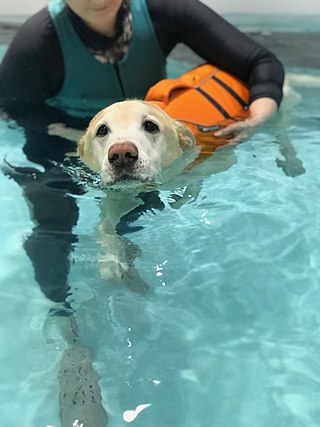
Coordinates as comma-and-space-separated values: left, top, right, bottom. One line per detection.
114, 63, 125, 98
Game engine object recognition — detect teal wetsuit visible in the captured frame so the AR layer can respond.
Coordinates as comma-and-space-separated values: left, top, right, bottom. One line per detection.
47, 0, 166, 117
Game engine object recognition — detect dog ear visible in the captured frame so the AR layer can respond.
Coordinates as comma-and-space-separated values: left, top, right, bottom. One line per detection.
77, 134, 86, 157
175, 121, 195, 150
77, 133, 100, 172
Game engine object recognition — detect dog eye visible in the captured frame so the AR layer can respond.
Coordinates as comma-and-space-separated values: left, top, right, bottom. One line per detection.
96, 124, 110, 137
143, 120, 159, 134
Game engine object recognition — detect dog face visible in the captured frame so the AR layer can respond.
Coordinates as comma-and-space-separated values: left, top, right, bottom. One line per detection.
78, 100, 195, 185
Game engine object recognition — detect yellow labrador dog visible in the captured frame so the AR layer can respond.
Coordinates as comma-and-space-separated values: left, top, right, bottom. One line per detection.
49, 100, 195, 285
76, 100, 195, 284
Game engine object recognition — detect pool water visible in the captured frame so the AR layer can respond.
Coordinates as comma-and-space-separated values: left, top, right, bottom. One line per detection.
1, 20, 320, 427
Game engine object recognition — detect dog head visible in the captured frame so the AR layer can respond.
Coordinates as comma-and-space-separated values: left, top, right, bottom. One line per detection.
78, 100, 195, 185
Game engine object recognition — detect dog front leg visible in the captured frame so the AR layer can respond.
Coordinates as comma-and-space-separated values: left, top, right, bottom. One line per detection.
98, 230, 129, 281
97, 192, 145, 283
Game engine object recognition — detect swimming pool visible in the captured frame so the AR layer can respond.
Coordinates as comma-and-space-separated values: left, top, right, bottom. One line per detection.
1, 16, 320, 427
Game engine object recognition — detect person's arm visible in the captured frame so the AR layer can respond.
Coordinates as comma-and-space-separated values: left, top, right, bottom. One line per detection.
0, 8, 64, 112
147, 0, 284, 141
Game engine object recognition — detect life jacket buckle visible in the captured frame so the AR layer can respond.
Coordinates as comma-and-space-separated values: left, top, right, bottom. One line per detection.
197, 124, 221, 133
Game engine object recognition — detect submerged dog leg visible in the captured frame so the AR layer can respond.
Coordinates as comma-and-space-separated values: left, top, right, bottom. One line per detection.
97, 232, 130, 281
97, 191, 149, 291
97, 230, 149, 293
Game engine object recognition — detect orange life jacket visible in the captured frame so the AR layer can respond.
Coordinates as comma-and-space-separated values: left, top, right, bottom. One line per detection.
145, 64, 250, 160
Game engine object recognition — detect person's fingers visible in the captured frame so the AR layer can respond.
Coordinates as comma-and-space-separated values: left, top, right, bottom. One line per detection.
214, 119, 255, 143
214, 121, 246, 137
48, 122, 67, 136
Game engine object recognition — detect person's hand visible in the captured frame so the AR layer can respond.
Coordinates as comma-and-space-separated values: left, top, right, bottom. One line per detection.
48, 122, 83, 142
214, 97, 278, 143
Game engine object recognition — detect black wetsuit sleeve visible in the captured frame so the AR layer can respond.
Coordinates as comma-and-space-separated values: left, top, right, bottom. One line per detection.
147, 0, 285, 106
0, 8, 64, 111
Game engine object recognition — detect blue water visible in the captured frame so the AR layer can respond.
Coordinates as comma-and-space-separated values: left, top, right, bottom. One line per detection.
1, 23, 320, 427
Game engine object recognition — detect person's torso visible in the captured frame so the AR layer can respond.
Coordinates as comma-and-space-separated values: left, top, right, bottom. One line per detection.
46, 0, 166, 117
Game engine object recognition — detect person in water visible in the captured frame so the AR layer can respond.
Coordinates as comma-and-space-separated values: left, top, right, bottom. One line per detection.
0, 0, 284, 140
0, 0, 284, 303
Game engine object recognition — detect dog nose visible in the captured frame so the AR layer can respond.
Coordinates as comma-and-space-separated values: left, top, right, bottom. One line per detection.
108, 142, 138, 167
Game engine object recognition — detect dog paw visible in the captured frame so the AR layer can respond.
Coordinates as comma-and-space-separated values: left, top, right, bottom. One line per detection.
98, 257, 129, 282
